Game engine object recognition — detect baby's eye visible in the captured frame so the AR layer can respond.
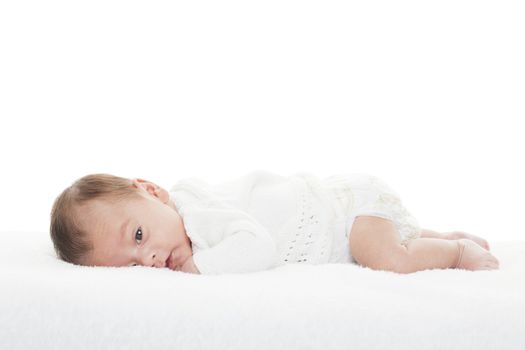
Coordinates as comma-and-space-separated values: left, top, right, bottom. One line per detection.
135, 227, 143, 244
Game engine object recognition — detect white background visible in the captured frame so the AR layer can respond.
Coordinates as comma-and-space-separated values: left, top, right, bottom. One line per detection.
1, 0, 523, 240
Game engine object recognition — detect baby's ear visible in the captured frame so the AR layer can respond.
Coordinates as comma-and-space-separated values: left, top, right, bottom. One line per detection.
155, 186, 170, 204
131, 178, 169, 203
131, 178, 157, 195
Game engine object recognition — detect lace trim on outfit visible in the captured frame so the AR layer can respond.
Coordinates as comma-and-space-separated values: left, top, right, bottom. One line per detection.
367, 176, 421, 246
279, 173, 335, 265
321, 173, 421, 249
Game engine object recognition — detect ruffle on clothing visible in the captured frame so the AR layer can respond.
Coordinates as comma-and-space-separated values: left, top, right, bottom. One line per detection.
321, 173, 422, 252
363, 176, 422, 246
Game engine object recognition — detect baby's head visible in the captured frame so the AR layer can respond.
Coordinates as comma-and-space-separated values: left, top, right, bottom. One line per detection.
50, 174, 193, 270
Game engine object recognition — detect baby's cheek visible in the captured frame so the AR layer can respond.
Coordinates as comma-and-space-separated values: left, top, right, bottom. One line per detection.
172, 247, 189, 265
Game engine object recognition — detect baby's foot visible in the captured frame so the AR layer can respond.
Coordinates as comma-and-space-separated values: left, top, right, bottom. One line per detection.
447, 231, 491, 251
455, 239, 500, 271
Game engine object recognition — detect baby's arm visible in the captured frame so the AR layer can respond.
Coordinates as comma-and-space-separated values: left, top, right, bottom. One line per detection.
191, 224, 277, 274
178, 206, 277, 275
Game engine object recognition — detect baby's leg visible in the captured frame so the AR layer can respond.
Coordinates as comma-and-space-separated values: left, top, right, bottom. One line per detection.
349, 216, 499, 273
349, 216, 460, 273
420, 228, 491, 251
419, 228, 450, 239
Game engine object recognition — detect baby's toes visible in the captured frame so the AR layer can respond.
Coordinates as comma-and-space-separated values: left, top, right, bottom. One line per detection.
485, 261, 499, 270
478, 238, 490, 251
485, 253, 499, 269
491, 255, 499, 267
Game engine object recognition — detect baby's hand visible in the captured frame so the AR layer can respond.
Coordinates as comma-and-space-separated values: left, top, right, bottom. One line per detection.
179, 256, 201, 274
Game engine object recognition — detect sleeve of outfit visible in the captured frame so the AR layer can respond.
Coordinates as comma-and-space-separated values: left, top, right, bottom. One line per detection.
187, 205, 278, 275
169, 174, 279, 275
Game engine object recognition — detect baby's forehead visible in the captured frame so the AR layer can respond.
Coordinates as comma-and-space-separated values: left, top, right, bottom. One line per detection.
75, 199, 129, 234
76, 198, 124, 216
88, 195, 148, 213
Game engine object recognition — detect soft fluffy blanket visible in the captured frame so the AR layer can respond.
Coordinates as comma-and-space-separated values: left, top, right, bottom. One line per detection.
1, 231, 524, 350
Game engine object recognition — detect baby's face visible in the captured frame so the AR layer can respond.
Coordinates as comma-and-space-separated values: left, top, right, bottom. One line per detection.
78, 179, 193, 270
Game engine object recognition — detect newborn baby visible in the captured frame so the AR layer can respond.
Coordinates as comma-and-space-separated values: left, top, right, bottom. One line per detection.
49, 170, 499, 275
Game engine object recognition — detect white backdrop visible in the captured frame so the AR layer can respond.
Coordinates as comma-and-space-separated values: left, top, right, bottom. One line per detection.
1, 0, 523, 241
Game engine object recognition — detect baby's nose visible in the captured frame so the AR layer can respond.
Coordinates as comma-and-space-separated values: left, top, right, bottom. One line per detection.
151, 254, 161, 267
151, 254, 165, 268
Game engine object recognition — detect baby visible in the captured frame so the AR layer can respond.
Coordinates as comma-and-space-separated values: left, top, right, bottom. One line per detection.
49, 170, 499, 275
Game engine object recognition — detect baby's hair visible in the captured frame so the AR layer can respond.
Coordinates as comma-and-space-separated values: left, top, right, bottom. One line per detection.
49, 174, 140, 266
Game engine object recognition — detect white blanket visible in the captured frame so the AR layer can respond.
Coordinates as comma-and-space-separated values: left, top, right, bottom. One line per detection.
1, 231, 524, 350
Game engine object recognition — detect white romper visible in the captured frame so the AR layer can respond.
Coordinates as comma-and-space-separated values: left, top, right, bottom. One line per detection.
321, 173, 422, 264
169, 170, 422, 274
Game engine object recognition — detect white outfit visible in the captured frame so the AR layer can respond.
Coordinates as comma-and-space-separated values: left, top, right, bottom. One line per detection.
320, 173, 422, 265
169, 170, 421, 275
